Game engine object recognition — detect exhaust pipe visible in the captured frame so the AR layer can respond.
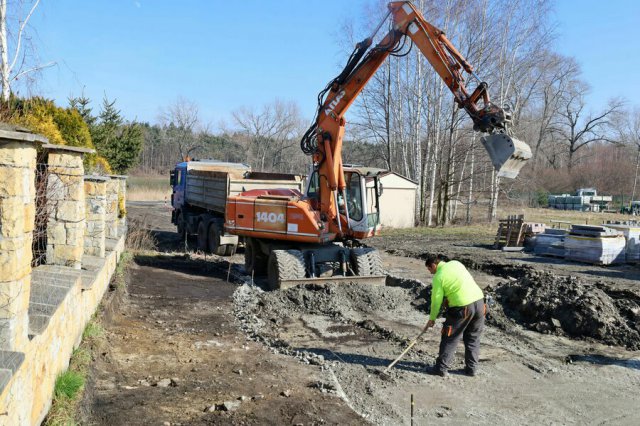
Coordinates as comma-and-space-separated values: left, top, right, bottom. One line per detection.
481, 133, 532, 179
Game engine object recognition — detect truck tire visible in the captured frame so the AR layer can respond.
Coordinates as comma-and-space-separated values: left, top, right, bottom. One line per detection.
244, 238, 267, 276
207, 222, 227, 256
197, 219, 208, 252
350, 247, 384, 276
176, 212, 186, 239
267, 250, 306, 290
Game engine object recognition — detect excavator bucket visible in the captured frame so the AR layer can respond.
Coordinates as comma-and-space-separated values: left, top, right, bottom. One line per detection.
480, 133, 532, 179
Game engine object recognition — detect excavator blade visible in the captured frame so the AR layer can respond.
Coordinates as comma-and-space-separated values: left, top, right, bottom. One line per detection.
481, 133, 532, 179
278, 274, 387, 290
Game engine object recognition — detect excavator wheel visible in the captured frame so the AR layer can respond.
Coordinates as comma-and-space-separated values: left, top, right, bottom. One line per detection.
196, 219, 208, 252
244, 238, 267, 276
267, 250, 306, 290
350, 247, 384, 276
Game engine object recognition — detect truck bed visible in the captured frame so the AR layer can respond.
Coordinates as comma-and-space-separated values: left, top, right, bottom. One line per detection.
185, 170, 303, 214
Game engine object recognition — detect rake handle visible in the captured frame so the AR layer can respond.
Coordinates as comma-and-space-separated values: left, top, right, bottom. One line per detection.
383, 328, 427, 374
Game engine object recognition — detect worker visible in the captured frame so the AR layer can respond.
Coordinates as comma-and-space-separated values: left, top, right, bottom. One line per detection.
423, 254, 486, 377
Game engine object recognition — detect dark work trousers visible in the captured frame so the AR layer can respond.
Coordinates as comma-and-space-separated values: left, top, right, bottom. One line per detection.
435, 298, 486, 373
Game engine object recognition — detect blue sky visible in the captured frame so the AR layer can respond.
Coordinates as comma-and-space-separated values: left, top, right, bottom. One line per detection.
23, 0, 640, 128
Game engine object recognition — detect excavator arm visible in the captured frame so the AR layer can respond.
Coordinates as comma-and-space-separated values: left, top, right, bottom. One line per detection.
300, 1, 531, 236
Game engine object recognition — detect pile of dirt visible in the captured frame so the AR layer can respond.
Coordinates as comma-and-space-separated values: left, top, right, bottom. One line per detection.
234, 281, 427, 347
490, 272, 640, 350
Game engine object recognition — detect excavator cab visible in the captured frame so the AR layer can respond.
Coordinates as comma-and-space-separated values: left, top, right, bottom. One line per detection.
481, 133, 532, 179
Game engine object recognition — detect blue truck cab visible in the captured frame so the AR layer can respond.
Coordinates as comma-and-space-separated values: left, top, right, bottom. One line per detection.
169, 162, 188, 229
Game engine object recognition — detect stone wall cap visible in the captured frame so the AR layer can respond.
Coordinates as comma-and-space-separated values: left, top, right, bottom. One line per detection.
108, 174, 128, 179
84, 174, 110, 182
0, 125, 48, 144
41, 143, 96, 154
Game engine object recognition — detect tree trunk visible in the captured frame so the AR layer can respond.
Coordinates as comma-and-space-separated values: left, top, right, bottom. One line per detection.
0, 0, 9, 101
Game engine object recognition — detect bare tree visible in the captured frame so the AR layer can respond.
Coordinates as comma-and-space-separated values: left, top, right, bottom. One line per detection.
552, 84, 623, 169
0, 0, 53, 101
616, 107, 640, 203
232, 99, 305, 173
158, 96, 205, 160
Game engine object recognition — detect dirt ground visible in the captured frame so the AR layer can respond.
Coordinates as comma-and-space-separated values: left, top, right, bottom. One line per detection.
79, 202, 640, 425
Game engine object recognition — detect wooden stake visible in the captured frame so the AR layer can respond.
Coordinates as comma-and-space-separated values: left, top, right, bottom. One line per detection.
411, 393, 414, 426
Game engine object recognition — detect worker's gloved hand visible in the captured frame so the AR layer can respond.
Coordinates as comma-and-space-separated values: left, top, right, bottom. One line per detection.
423, 319, 435, 332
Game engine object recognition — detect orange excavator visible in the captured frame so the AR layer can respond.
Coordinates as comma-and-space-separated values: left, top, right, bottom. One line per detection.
225, 1, 531, 289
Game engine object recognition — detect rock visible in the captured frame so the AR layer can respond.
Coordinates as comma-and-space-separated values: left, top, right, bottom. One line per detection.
170, 378, 179, 387
551, 318, 562, 328
163, 422, 171, 426
155, 378, 172, 388
138, 379, 151, 387
233, 369, 243, 375
252, 394, 265, 401
281, 389, 291, 398
205, 405, 216, 412
222, 400, 241, 411
238, 395, 249, 401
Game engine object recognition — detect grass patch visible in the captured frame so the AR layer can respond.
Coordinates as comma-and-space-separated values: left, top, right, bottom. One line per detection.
114, 251, 133, 290
82, 321, 103, 340
54, 371, 84, 400
127, 174, 171, 201
45, 317, 106, 426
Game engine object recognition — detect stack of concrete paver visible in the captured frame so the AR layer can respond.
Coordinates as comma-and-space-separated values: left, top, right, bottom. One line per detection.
532, 228, 567, 257
564, 225, 626, 265
605, 222, 640, 263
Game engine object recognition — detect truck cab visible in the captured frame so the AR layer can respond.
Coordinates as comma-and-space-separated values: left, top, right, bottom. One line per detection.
170, 162, 188, 228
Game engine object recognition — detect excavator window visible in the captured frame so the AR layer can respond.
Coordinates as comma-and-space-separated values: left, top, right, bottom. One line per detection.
345, 172, 363, 221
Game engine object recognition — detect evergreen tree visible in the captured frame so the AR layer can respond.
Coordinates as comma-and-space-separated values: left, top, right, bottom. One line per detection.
68, 94, 97, 127
91, 95, 144, 174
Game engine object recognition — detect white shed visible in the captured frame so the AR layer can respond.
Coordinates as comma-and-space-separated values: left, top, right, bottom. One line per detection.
360, 168, 418, 229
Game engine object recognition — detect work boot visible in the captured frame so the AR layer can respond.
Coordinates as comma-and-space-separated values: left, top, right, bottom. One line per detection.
464, 366, 476, 377
426, 366, 448, 377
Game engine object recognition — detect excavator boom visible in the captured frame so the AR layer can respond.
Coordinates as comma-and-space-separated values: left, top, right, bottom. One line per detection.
300, 2, 532, 232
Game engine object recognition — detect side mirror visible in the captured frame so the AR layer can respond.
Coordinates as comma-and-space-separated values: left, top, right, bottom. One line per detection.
169, 170, 176, 186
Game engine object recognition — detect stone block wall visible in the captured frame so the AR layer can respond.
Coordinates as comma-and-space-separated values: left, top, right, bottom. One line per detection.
44, 148, 86, 269
84, 177, 108, 258
0, 132, 38, 351
105, 178, 119, 239
0, 133, 127, 425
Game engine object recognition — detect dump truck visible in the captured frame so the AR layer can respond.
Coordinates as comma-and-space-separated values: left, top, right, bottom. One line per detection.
170, 160, 303, 255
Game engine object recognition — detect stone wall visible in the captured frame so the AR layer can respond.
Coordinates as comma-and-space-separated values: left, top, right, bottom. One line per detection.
0, 133, 127, 425
105, 178, 119, 239
0, 131, 39, 352
44, 146, 88, 269
84, 176, 108, 258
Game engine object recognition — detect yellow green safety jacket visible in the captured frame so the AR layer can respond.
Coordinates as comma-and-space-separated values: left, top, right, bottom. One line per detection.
429, 260, 484, 321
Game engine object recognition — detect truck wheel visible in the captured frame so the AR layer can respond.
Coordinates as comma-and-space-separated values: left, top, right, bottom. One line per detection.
197, 220, 208, 252
350, 247, 384, 276
244, 238, 267, 276
176, 212, 186, 239
267, 250, 306, 290
207, 222, 227, 256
